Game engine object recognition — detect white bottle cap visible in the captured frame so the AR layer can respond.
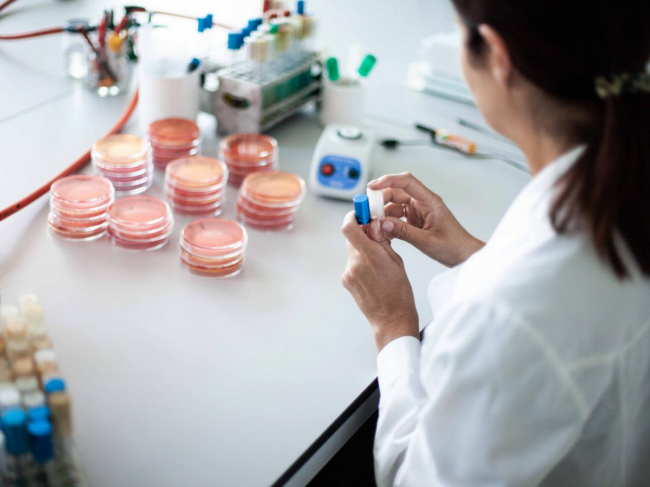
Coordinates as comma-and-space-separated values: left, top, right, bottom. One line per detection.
0, 387, 21, 412
23, 303, 43, 325
0, 305, 19, 325
22, 390, 46, 409
34, 349, 57, 365
28, 324, 48, 340
15, 376, 39, 395
367, 188, 385, 220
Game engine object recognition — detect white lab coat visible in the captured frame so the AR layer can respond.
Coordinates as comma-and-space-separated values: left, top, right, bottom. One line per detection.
374, 147, 650, 487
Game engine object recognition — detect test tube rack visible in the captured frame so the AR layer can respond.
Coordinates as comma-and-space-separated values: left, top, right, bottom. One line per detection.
212, 52, 322, 134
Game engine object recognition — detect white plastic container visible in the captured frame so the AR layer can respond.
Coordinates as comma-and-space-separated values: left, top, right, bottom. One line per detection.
320, 77, 366, 127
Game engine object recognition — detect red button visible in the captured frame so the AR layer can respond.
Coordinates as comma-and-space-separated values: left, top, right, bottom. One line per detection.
321, 163, 334, 176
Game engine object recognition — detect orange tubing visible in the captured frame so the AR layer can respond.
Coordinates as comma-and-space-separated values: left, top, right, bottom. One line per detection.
0, 90, 140, 221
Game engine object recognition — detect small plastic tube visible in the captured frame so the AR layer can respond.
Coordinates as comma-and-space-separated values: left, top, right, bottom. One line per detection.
15, 376, 39, 395
0, 386, 21, 413
6, 318, 28, 342
367, 189, 385, 220
22, 391, 46, 410
44, 378, 66, 395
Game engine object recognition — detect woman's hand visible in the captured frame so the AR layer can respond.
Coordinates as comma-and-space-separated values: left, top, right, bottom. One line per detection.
341, 212, 419, 352
368, 172, 485, 267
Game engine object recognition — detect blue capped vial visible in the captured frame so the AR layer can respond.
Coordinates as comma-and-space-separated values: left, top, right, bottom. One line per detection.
44, 378, 66, 395
2, 409, 29, 456
28, 406, 50, 423
353, 195, 371, 225
28, 420, 53, 464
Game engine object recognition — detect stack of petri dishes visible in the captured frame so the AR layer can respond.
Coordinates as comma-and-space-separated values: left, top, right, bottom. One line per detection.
92, 134, 153, 195
180, 218, 248, 278
48, 175, 114, 241
219, 134, 279, 186
107, 195, 174, 251
165, 157, 228, 216
237, 171, 306, 231
149, 118, 201, 169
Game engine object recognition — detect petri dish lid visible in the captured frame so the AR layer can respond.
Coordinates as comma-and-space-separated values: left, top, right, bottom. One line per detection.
108, 196, 172, 229
92, 134, 151, 167
242, 172, 305, 203
149, 118, 201, 147
50, 175, 114, 208
219, 134, 278, 163
166, 157, 227, 188
181, 218, 248, 255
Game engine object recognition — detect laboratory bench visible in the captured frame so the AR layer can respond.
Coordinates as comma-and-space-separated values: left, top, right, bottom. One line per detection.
0, 1, 530, 485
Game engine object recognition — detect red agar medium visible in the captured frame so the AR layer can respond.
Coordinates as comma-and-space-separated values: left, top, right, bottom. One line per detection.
93, 134, 150, 166
180, 219, 248, 277
149, 118, 201, 147
108, 196, 174, 250
219, 134, 279, 186
50, 176, 114, 209
242, 172, 305, 203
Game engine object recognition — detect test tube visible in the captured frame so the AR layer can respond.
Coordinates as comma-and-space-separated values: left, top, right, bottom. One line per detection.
2, 409, 34, 484
22, 391, 46, 410
28, 420, 56, 485
5, 317, 28, 342
34, 350, 58, 376
11, 356, 35, 380
0, 386, 22, 413
15, 376, 39, 396
6, 339, 31, 364
44, 378, 66, 395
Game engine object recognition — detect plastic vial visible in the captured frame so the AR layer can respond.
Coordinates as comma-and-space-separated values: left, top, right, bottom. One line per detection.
367, 188, 385, 220
0, 386, 21, 412
22, 391, 46, 410
62, 19, 97, 79
11, 356, 35, 379
2, 409, 34, 485
44, 378, 66, 395
15, 376, 39, 396
6, 339, 31, 363
28, 420, 56, 486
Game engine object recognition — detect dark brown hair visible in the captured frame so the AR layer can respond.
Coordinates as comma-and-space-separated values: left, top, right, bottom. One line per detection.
451, 0, 650, 278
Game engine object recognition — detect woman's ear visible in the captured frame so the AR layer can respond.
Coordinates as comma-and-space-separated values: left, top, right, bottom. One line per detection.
477, 24, 514, 89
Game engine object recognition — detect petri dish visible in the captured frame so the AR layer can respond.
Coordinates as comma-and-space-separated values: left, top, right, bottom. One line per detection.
166, 157, 227, 189
109, 196, 171, 229
181, 257, 244, 278
92, 134, 150, 168
50, 175, 114, 210
242, 172, 306, 204
149, 118, 201, 148
219, 134, 277, 163
181, 218, 248, 257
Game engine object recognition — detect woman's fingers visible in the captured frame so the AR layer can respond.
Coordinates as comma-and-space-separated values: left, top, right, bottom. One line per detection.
384, 203, 406, 218
380, 216, 429, 252
368, 172, 434, 201
382, 188, 411, 206
341, 211, 374, 252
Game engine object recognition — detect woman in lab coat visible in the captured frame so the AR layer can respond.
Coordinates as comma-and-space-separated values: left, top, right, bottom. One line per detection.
341, 0, 650, 485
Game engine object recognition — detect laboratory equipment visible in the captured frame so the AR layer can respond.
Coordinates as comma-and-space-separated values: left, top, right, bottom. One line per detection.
309, 125, 376, 200
180, 218, 248, 277
137, 24, 201, 134
321, 54, 376, 127
165, 157, 228, 215
107, 196, 174, 251
86, 48, 130, 97
353, 195, 370, 225
219, 134, 279, 186
237, 171, 306, 231
62, 18, 97, 79
148, 118, 202, 169
47, 175, 114, 241
92, 134, 154, 194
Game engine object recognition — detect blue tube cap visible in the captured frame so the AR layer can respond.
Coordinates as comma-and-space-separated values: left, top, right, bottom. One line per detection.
228, 32, 243, 50
44, 378, 66, 395
353, 195, 371, 225
248, 18, 263, 30
297, 0, 305, 14
206, 14, 214, 29
28, 420, 53, 464
2, 409, 29, 456
28, 406, 50, 422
